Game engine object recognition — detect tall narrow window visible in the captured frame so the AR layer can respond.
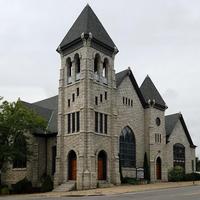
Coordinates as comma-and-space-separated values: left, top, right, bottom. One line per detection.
68, 114, 71, 133
72, 113, 75, 133
52, 146, 56, 175
95, 96, 98, 105
100, 113, 103, 133
94, 54, 100, 81
102, 58, 108, 84
77, 88, 79, 96
95, 112, 98, 132
76, 112, 80, 132
66, 57, 72, 84
105, 92, 107, 100
131, 100, 133, 107
72, 93, 75, 102
68, 99, 70, 107
75, 54, 80, 81
104, 114, 107, 134
100, 94, 103, 102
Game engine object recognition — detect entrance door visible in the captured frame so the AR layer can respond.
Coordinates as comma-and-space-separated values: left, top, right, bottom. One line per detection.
68, 150, 77, 180
156, 157, 161, 180
98, 151, 107, 180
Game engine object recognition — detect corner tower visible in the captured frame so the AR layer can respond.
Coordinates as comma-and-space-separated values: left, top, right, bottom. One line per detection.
54, 5, 119, 190
140, 76, 168, 182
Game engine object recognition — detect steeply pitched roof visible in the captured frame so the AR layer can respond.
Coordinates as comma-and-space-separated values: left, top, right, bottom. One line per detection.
165, 113, 196, 148
20, 97, 58, 135
140, 75, 167, 110
165, 113, 180, 137
34, 95, 58, 110
58, 5, 117, 54
115, 68, 146, 108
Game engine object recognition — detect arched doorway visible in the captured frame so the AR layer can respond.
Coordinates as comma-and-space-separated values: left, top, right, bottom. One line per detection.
68, 150, 77, 180
98, 151, 107, 180
156, 157, 162, 180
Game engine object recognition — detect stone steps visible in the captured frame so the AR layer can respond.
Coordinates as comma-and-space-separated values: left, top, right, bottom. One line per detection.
53, 181, 76, 192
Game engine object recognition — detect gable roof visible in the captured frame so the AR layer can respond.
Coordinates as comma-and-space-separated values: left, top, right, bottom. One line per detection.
140, 75, 167, 111
115, 68, 146, 108
58, 5, 117, 54
20, 97, 58, 135
165, 113, 196, 148
34, 95, 58, 110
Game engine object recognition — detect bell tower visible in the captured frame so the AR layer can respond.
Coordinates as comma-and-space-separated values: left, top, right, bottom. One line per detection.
54, 5, 119, 190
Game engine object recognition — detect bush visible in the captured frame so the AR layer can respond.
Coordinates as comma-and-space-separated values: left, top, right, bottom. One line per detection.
12, 177, 32, 194
168, 166, 185, 182
41, 175, 53, 192
184, 173, 200, 181
0, 185, 10, 195
122, 177, 140, 185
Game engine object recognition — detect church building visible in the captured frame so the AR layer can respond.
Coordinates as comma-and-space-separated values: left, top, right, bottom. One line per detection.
1, 5, 196, 190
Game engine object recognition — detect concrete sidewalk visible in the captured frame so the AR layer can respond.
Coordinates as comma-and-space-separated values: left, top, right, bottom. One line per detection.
2, 181, 200, 199
40, 181, 200, 198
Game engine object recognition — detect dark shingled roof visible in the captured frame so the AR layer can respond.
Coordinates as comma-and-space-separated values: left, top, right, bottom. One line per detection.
34, 95, 58, 110
58, 4, 117, 52
165, 113, 196, 148
140, 75, 166, 110
20, 96, 58, 135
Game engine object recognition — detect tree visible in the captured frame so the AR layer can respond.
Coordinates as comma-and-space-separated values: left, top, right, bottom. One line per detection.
143, 152, 150, 181
0, 98, 47, 184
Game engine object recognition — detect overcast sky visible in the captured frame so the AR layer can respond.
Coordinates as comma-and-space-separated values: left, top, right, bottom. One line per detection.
0, 0, 200, 157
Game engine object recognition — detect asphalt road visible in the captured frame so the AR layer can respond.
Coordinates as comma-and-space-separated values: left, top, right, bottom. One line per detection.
1, 185, 200, 200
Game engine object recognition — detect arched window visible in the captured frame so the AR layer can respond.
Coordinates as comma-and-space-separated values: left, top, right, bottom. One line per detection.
102, 58, 108, 84
119, 126, 136, 168
173, 143, 185, 169
13, 135, 27, 168
66, 57, 72, 84
74, 54, 80, 81
94, 54, 100, 80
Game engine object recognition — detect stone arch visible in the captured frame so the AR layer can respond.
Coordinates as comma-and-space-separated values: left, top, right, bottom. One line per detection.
68, 150, 77, 180
97, 150, 107, 180
119, 126, 136, 168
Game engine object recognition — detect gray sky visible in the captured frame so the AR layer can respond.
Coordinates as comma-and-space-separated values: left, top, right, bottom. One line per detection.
0, 0, 200, 157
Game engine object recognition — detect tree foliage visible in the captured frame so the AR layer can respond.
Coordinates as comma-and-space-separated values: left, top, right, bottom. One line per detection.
0, 98, 47, 172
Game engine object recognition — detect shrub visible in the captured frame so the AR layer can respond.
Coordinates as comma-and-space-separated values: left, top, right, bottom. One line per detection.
168, 166, 185, 182
0, 185, 10, 195
41, 175, 53, 192
122, 177, 140, 185
184, 173, 200, 181
12, 177, 32, 194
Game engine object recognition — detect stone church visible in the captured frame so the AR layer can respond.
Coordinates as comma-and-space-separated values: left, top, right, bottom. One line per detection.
2, 5, 196, 190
